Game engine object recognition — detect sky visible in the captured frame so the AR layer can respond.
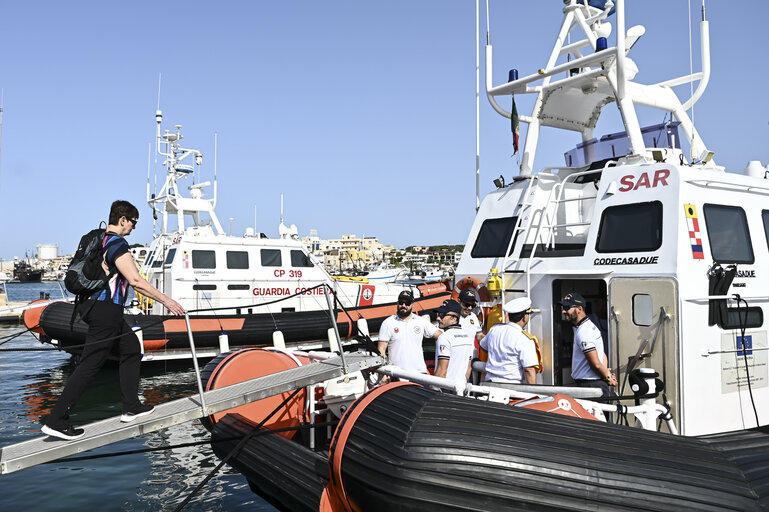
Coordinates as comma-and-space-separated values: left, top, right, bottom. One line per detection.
2, 1, 768, 260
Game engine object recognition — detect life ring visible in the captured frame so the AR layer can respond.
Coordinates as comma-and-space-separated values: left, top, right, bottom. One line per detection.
451, 276, 492, 325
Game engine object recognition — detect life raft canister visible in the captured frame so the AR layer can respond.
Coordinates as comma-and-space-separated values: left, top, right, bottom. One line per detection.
199, 348, 311, 438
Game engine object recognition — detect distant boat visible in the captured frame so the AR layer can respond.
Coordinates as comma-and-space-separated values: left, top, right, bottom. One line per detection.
13, 260, 42, 283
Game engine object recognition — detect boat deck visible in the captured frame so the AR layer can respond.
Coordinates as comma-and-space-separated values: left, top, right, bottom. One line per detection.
0, 352, 383, 475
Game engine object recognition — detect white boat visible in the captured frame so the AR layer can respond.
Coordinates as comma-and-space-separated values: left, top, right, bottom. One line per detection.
27, 113, 451, 360
451, 0, 767, 437
199, 4, 769, 509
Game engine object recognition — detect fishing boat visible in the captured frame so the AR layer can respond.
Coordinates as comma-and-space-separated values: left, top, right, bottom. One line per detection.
24, 112, 450, 361
13, 258, 42, 283
197, 0, 769, 509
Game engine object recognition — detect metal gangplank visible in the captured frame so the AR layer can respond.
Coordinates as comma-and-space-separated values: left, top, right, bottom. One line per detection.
0, 352, 384, 475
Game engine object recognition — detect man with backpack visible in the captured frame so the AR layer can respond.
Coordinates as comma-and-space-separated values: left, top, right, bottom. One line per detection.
42, 200, 185, 441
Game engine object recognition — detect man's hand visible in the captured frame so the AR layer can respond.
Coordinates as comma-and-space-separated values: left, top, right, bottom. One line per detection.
162, 297, 186, 316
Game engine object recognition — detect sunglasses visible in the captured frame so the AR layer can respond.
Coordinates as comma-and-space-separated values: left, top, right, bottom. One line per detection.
397, 300, 412, 306
127, 217, 138, 226
438, 312, 459, 319
461, 302, 475, 308
562, 305, 574, 311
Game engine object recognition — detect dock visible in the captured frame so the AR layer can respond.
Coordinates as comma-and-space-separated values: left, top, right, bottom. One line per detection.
0, 352, 384, 475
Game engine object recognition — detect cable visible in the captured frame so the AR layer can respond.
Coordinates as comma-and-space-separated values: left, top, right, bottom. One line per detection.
0, 324, 40, 345
173, 387, 304, 512
734, 294, 760, 427
46, 420, 338, 464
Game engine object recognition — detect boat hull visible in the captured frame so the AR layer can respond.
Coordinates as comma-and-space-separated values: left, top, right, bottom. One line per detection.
34, 290, 450, 358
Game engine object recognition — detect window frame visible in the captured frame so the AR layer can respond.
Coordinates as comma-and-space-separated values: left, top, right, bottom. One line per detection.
595, 200, 663, 253
470, 216, 519, 258
703, 204, 754, 264
191, 250, 217, 269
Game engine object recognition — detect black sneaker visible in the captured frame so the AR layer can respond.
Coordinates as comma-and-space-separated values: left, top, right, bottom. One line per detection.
120, 404, 155, 423
41, 423, 85, 441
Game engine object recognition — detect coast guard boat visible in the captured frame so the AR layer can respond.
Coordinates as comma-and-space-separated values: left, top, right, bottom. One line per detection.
201, 1, 769, 509
25, 112, 449, 361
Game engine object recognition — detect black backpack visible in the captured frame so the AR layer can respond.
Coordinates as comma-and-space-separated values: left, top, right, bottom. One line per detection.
64, 227, 116, 297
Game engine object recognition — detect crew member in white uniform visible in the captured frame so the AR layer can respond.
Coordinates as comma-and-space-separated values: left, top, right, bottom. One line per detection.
458, 289, 485, 346
434, 300, 474, 389
479, 297, 541, 384
559, 292, 617, 397
378, 290, 440, 373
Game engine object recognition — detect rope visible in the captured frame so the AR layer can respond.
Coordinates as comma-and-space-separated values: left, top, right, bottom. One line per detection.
173, 387, 304, 512
46, 420, 337, 464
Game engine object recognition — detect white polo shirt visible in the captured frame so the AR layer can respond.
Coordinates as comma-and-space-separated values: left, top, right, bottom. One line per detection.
479, 322, 539, 383
459, 312, 482, 341
435, 325, 474, 385
571, 317, 605, 380
379, 313, 438, 373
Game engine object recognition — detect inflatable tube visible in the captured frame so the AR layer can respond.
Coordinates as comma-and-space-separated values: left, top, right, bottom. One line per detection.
200, 348, 309, 437
325, 384, 769, 511
22, 300, 50, 335
211, 413, 328, 512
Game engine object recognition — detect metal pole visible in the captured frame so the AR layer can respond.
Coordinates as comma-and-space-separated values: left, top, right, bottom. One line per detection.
184, 312, 208, 414
324, 284, 348, 374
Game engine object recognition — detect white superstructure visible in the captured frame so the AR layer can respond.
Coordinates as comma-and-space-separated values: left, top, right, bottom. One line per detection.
456, 0, 768, 436
139, 112, 436, 316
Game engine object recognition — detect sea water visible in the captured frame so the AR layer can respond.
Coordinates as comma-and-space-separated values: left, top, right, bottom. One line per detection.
0, 283, 276, 511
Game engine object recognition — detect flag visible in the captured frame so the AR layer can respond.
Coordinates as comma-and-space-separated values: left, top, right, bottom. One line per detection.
511, 96, 519, 154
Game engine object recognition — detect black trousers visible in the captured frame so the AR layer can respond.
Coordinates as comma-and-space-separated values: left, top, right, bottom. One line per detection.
575, 378, 614, 398
45, 300, 142, 428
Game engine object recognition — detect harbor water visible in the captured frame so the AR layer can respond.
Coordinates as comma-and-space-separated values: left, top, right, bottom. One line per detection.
0, 282, 276, 511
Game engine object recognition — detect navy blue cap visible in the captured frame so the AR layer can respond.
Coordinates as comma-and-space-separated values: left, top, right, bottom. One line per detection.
558, 292, 586, 308
436, 299, 462, 316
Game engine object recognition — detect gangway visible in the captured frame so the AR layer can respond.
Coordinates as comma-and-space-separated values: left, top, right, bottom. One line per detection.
0, 352, 384, 475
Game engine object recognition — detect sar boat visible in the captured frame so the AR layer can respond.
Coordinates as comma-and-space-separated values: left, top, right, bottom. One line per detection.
25, 112, 450, 361
196, 1, 769, 509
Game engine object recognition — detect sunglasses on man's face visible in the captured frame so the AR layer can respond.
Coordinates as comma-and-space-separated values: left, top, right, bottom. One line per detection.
398, 300, 412, 306
438, 312, 458, 319
127, 217, 138, 226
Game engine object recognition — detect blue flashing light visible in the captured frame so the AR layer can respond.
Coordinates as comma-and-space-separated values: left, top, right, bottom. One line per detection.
508, 69, 519, 82
596, 37, 608, 52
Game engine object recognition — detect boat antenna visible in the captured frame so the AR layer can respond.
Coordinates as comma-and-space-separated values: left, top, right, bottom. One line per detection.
212, 132, 218, 209
147, 142, 157, 236
475, 0, 480, 212
0, 89, 3, 183
688, 0, 695, 161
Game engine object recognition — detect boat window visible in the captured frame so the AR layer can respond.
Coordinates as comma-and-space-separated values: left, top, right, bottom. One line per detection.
703, 204, 754, 264
290, 250, 314, 268
596, 201, 662, 253
632, 294, 653, 326
762, 210, 769, 251
226, 251, 249, 269
470, 217, 519, 258
151, 253, 164, 268
719, 307, 763, 330
192, 250, 216, 269
144, 250, 155, 267
192, 284, 217, 290
164, 248, 176, 266
261, 249, 282, 267
228, 284, 250, 290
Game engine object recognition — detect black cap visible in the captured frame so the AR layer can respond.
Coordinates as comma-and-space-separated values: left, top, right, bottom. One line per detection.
397, 290, 414, 304
558, 292, 586, 308
436, 299, 462, 316
458, 289, 477, 304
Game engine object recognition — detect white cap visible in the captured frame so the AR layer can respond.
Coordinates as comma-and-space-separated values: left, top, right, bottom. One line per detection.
503, 297, 532, 314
